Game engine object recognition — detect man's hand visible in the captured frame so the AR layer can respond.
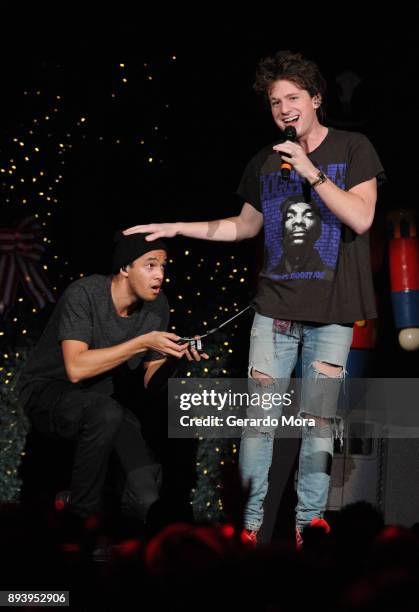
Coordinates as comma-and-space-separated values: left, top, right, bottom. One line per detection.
143, 331, 209, 361
143, 336, 209, 389
182, 336, 209, 362
142, 331, 189, 358
272, 141, 318, 182
123, 223, 179, 241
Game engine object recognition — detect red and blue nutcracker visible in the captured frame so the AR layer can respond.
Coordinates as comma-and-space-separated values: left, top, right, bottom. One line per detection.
387, 209, 419, 351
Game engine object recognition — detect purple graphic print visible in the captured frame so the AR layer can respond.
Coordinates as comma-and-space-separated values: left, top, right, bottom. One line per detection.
260, 164, 345, 281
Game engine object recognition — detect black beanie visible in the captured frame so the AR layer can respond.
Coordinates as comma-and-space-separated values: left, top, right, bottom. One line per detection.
112, 231, 169, 274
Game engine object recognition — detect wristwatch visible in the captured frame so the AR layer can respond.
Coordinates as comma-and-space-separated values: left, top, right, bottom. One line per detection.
310, 170, 328, 188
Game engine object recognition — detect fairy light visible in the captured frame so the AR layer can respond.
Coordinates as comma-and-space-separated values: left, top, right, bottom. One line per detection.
2, 56, 250, 516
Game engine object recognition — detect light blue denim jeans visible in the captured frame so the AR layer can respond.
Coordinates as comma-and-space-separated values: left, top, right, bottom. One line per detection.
239, 312, 353, 532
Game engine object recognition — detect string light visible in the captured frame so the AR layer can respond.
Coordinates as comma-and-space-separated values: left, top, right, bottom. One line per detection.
1, 54, 250, 516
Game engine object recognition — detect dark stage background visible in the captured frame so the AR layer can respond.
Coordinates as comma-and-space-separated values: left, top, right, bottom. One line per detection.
0, 19, 418, 515
2, 20, 416, 273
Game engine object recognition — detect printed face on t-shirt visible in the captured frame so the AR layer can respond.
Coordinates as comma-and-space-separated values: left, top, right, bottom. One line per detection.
259, 179, 341, 281
283, 201, 320, 249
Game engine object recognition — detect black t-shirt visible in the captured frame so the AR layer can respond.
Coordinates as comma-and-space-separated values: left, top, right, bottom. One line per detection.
237, 128, 386, 324
18, 274, 170, 407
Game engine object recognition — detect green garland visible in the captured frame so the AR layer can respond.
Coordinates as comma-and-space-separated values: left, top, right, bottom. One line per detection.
176, 330, 243, 523
0, 348, 30, 503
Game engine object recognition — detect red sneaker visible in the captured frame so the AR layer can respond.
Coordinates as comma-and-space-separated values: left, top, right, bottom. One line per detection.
310, 518, 331, 533
241, 529, 258, 546
296, 517, 331, 550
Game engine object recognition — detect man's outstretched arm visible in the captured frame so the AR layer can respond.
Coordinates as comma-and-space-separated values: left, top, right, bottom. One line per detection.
61, 332, 189, 384
123, 202, 264, 242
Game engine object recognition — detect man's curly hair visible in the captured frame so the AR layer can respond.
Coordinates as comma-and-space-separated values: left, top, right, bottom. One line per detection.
254, 50, 327, 103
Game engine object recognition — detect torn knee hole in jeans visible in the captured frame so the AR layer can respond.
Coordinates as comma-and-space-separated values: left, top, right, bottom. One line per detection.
311, 360, 344, 378
250, 367, 275, 386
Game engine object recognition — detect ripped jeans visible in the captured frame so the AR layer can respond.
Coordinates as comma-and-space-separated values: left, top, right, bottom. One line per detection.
239, 313, 353, 532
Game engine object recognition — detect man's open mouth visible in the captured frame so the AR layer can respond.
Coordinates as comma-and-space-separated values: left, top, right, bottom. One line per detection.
283, 115, 299, 125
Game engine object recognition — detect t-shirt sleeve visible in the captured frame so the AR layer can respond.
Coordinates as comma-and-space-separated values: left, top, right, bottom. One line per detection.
143, 298, 170, 363
237, 155, 262, 212
57, 284, 93, 346
346, 133, 386, 191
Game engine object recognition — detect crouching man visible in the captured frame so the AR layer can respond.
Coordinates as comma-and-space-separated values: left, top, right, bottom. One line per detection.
18, 231, 208, 526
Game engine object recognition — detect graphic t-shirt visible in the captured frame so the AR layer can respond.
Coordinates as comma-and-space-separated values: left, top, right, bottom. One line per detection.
237, 128, 386, 324
18, 274, 170, 407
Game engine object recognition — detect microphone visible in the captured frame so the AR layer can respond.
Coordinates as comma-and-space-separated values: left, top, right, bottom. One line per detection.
280, 126, 297, 181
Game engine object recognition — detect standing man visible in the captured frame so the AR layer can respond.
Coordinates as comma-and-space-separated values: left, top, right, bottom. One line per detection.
19, 232, 208, 529
123, 50, 385, 546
